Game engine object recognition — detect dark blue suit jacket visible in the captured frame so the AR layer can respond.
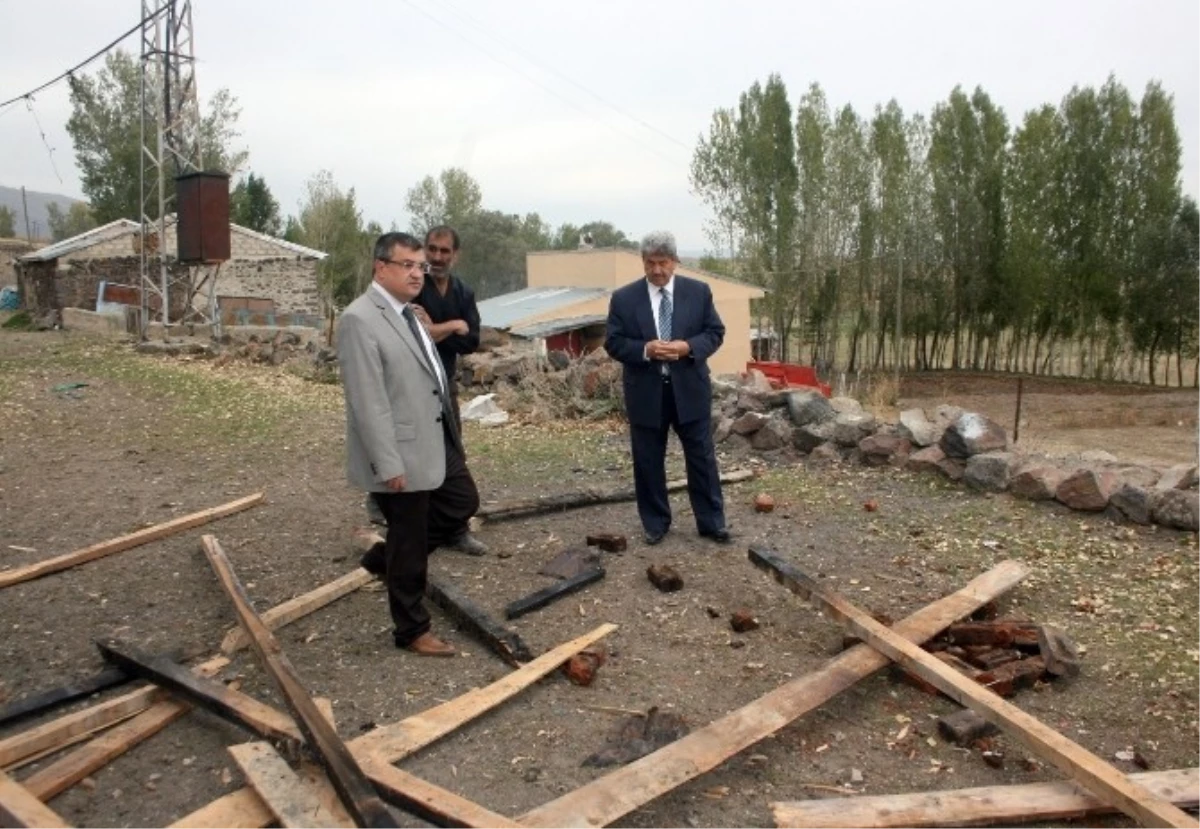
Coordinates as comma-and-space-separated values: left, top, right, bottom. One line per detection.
605, 275, 725, 428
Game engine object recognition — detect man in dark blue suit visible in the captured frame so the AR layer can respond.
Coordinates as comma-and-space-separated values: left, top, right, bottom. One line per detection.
605, 231, 731, 546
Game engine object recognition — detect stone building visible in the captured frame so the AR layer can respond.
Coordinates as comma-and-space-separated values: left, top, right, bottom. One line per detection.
15, 218, 327, 325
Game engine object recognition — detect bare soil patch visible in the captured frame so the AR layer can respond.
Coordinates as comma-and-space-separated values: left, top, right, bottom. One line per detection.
0, 332, 1196, 828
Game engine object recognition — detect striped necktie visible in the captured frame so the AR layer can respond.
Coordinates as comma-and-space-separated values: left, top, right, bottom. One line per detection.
658, 288, 672, 340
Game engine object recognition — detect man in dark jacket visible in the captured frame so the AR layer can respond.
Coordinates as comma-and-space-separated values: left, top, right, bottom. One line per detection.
604, 230, 731, 546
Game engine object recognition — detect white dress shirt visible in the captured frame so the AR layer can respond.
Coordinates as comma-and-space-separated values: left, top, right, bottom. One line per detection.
372, 281, 447, 395
643, 276, 676, 365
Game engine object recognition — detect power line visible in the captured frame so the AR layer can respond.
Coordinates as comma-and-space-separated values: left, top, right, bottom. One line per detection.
396, 0, 686, 166
25, 98, 62, 183
0, 3, 169, 112
431, 0, 690, 151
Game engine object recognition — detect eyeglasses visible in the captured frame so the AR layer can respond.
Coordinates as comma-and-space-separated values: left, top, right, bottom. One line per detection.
379, 258, 430, 275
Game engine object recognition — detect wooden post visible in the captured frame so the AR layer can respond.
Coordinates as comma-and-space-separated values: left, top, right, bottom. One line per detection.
504, 568, 605, 620
221, 569, 374, 654
425, 576, 534, 666
748, 545, 1199, 829
0, 493, 265, 590
0, 769, 69, 828
201, 535, 396, 829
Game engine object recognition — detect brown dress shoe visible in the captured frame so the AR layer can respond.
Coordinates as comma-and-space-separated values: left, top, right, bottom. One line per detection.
405, 632, 456, 657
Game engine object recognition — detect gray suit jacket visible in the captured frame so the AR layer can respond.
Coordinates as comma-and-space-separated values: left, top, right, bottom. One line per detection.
337, 286, 447, 493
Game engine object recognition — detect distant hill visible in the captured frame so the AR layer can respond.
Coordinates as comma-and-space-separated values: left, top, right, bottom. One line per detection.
0, 186, 82, 241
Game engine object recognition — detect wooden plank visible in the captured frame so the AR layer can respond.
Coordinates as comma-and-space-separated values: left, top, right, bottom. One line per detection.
361, 758, 518, 828
478, 469, 754, 523
221, 569, 375, 654
0, 769, 70, 828
169, 623, 618, 829
3, 712, 144, 774
21, 700, 188, 801
770, 768, 1200, 828
518, 560, 1028, 828
426, 576, 534, 666
298, 762, 354, 828
504, 568, 605, 620
228, 743, 353, 829
202, 535, 396, 829
0, 657, 227, 770
0, 667, 131, 731
95, 640, 302, 746
747, 545, 1198, 829
0, 493, 265, 590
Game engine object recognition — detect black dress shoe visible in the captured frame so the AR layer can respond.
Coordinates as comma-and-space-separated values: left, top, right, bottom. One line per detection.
644, 529, 667, 545
700, 527, 732, 544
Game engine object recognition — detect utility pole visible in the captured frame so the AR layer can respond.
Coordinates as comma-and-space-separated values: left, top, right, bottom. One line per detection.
20, 186, 31, 240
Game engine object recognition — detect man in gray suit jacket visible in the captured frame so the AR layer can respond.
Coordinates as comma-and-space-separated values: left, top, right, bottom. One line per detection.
338, 232, 480, 657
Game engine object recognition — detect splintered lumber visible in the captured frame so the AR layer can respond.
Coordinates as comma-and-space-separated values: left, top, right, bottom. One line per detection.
747, 545, 1199, 829
425, 576, 534, 666
221, 568, 375, 654
770, 768, 1200, 828
517, 560, 1028, 828
0, 667, 130, 731
0, 769, 69, 828
0, 493, 265, 590
201, 535, 396, 829
504, 567, 605, 620
95, 641, 302, 746
0, 656, 227, 771
170, 623, 617, 829
361, 759, 519, 828
18, 657, 228, 802
228, 742, 354, 828
478, 468, 754, 522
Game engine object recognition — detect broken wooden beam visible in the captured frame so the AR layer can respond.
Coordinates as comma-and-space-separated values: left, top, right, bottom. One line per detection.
478, 469, 754, 523
360, 760, 519, 829
228, 742, 354, 828
747, 545, 1198, 829
586, 534, 627, 553
517, 560, 1028, 828
170, 624, 618, 829
0, 769, 69, 828
0, 667, 130, 731
504, 567, 605, 620
770, 768, 1200, 828
202, 535, 396, 829
425, 576, 533, 666
95, 640, 303, 746
0, 493, 265, 590
943, 620, 1040, 649
221, 568, 375, 654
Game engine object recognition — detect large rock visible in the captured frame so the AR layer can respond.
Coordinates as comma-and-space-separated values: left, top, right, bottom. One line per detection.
898, 408, 938, 447
1156, 464, 1199, 491
794, 419, 838, 453
933, 404, 964, 430
742, 369, 774, 395
461, 393, 503, 421
1151, 489, 1199, 531
1010, 464, 1066, 501
736, 391, 767, 414
832, 412, 877, 447
808, 442, 843, 465
1055, 469, 1118, 511
940, 412, 1008, 458
1112, 465, 1161, 489
751, 417, 793, 451
787, 390, 835, 427
829, 396, 864, 415
905, 445, 946, 475
859, 433, 912, 467
964, 452, 1016, 492
731, 411, 769, 436
1110, 483, 1154, 525
713, 416, 735, 444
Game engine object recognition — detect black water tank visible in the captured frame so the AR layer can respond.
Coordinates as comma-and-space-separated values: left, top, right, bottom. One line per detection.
176, 171, 231, 263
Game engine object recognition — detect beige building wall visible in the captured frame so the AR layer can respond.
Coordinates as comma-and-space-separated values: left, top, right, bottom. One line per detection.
523, 248, 762, 375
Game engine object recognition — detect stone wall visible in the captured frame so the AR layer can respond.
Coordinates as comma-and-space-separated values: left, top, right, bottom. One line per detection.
21, 256, 192, 319
0, 239, 36, 288
215, 257, 321, 317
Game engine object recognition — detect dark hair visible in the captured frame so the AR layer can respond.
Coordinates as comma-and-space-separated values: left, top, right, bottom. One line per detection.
425, 225, 460, 251
374, 232, 423, 261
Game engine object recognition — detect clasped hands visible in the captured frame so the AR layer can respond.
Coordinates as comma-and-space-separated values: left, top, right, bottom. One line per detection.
411, 304, 468, 336
646, 339, 690, 361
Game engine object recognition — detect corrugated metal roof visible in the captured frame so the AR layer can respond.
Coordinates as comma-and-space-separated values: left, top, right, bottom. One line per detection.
19, 217, 328, 262
18, 219, 140, 262
477, 286, 609, 329
510, 314, 608, 339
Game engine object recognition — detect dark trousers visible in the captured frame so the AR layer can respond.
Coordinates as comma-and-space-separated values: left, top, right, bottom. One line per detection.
371, 435, 479, 646
630, 380, 725, 536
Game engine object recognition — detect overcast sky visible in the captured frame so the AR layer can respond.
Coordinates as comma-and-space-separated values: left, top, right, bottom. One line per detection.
1, 0, 1197, 252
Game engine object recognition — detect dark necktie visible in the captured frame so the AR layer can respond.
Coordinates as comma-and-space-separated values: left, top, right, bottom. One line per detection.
658, 288, 673, 340
401, 305, 460, 447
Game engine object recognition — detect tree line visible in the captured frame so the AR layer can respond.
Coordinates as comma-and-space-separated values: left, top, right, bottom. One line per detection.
692, 75, 1198, 386
54, 50, 638, 313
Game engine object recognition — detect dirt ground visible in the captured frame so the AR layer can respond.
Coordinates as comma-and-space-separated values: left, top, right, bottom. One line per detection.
0, 331, 1197, 829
